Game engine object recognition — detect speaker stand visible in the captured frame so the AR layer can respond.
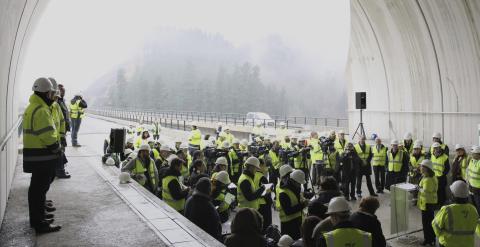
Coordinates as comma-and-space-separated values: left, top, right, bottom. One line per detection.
352, 109, 366, 140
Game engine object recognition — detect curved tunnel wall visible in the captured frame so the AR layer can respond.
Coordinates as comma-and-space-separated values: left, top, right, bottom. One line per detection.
0, 0, 47, 223
347, 0, 480, 147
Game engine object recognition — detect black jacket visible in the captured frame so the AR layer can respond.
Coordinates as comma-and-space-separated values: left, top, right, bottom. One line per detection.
308, 190, 342, 219
340, 150, 361, 177
163, 168, 188, 200
57, 98, 71, 132
224, 208, 267, 247
184, 191, 222, 241
279, 179, 303, 216
350, 211, 386, 247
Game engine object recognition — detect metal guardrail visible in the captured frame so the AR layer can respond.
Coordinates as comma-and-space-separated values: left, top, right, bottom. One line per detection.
89, 107, 348, 129
0, 116, 23, 151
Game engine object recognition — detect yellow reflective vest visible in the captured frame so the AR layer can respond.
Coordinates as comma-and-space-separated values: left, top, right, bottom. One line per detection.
188, 129, 202, 146
229, 149, 241, 174
417, 176, 438, 211
372, 145, 387, 167
69, 100, 85, 119
323, 228, 372, 247
254, 171, 266, 206
334, 139, 349, 154
354, 144, 371, 166
278, 187, 302, 223
388, 150, 405, 172
467, 159, 480, 189
132, 158, 157, 189
214, 189, 230, 213
23, 94, 59, 163
51, 102, 65, 140
237, 173, 259, 210
268, 150, 281, 170
431, 154, 449, 177
433, 203, 480, 247
162, 175, 185, 211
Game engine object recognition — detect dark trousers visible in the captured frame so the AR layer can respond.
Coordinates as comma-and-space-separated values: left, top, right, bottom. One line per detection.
356, 173, 375, 195
373, 166, 385, 191
437, 175, 447, 206
258, 203, 272, 231
55, 152, 67, 176
153, 134, 159, 140
281, 217, 302, 240
421, 204, 435, 243
312, 162, 322, 185
471, 194, 480, 214
29, 166, 55, 227
342, 174, 356, 198
71, 118, 82, 145
269, 168, 279, 191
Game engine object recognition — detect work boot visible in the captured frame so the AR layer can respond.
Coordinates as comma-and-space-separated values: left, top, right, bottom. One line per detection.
46, 199, 53, 204
45, 213, 54, 219
46, 202, 53, 207
45, 205, 56, 212
72, 144, 82, 147
35, 223, 61, 234
45, 218, 55, 224
56, 173, 71, 179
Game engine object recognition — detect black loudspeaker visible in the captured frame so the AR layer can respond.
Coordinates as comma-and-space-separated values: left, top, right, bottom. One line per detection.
355, 92, 367, 109
110, 128, 126, 153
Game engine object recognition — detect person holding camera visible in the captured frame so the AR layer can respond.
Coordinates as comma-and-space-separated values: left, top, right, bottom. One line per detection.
340, 143, 361, 201
69, 94, 87, 147
293, 138, 311, 191
353, 136, 377, 198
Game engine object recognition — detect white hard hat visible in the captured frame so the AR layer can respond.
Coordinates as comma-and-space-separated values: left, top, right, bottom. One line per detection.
413, 142, 422, 149
160, 145, 171, 152
414, 139, 423, 146
455, 144, 465, 150
240, 139, 248, 146
127, 137, 134, 143
277, 235, 294, 247
179, 143, 188, 150
139, 144, 151, 152
128, 152, 137, 159
279, 165, 294, 178
431, 142, 441, 148
208, 136, 216, 142
326, 196, 351, 214
224, 127, 230, 131
254, 137, 262, 142
215, 171, 231, 185
338, 129, 345, 134
222, 141, 230, 149
48, 77, 58, 91
191, 121, 198, 127
329, 130, 336, 136
291, 170, 306, 184
472, 146, 480, 154
217, 122, 223, 127
390, 139, 399, 145
245, 157, 260, 169
450, 180, 469, 198
215, 157, 228, 166
432, 132, 442, 139
105, 157, 116, 166
420, 159, 434, 171
119, 172, 131, 184
124, 148, 133, 156
32, 77, 54, 92
404, 132, 413, 140
279, 122, 286, 126
232, 139, 240, 144
147, 138, 155, 143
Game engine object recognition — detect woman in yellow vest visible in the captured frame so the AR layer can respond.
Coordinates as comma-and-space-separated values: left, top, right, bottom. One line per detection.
417, 159, 438, 246
121, 144, 159, 194
211, 171, 231, 223
451, 144, 470, 182
237, 157, 266, 210
279, 169, 308, 240
162, 157, 190, 213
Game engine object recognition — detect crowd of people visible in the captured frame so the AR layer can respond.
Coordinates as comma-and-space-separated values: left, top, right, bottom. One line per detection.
102, 114, 480, 246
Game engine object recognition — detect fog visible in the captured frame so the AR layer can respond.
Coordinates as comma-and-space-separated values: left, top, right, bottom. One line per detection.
19, 0, 350, 117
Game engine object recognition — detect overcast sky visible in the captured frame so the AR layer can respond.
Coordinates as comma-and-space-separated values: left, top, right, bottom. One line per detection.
18, 0, 350, 102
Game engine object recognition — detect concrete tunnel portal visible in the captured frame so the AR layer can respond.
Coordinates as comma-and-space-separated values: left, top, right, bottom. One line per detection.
1, 0, 480, 241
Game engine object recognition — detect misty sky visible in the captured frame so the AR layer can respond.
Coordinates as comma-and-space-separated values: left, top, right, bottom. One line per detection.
18, 0, 350, 102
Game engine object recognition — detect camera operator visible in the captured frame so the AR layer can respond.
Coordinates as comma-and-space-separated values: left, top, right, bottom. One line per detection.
293, 137, 311, 191
203, 143, 218, 173
340, 143, 361, 201
228, 139, 246, 184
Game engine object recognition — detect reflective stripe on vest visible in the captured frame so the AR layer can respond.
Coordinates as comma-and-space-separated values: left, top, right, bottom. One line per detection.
269, 150, 281, 169
410, 155, 425, 169
324, 228, 372, 247
132, 159, 156, 187
431, 154, 448, 177
254, 172, 266, 205
417, 176, 438, 210
237, 174, 259, 210
215, 190, 230, 213
162, 176, 185, 211
433, 204, 478, 247
372, 146, 387, 167
278, 187, 302, 222
70, 100, 84, 119
354, 144, 371, 165
388, 151, 404, 172
467, 159, 480, 188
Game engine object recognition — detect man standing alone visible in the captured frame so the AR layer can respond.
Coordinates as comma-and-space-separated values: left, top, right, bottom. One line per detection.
69, 94, 87, 147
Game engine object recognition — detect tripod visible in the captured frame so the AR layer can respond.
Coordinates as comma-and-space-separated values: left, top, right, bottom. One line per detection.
352, 109, 366, 140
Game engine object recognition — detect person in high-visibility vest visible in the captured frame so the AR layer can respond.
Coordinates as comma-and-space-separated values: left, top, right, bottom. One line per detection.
211, 156, 228, 180
385, 139, 409, 190
121, 144, 159, 194
429, 132, 450, 159
152, 120, 161, 140
409, 141, 425, 186
275, 164, 294, 210
334, 129, 349, 155
23, 78, 62, 233
417, 159, 438, 246
433, 180, 480, 247
237, 157, 266, 210
279, 169, 309, 240
294, 138, 311, 191
353, 136, 377, 197
211, 171, 231, 223
255, 159, 272, 231
451, 144, 470, 182
134, 130, 150, 149
224, 128, 235, 145
55, 81, 71, 178
467, 146, 480, 214
431, 142, 450, 206
188, 122, 202, 156
309, 131, 324, 186
69, 94, 87, 147
316, 197, 372, 247
265, 140, 281, 187
229, 139, 245, 184
403, 132, 414, 154
162, 156, 190, 213
371, 137, 387, 193
48, 78, 69, 179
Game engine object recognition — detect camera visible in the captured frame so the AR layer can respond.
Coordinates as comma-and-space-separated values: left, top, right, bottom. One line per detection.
249, 145, 269, 158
